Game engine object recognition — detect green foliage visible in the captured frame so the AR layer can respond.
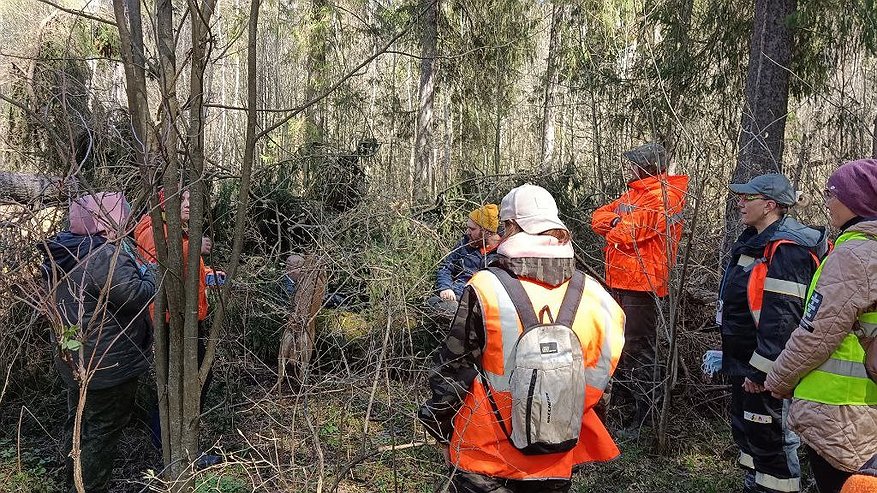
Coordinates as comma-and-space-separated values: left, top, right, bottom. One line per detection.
59, 324, 81, 352
0, 438, 61, 493
195, 470, 249, 493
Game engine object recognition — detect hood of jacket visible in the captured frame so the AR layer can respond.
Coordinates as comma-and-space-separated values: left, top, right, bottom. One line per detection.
628, 173, 689, 199
38, 231, 106, 275
493, 232, 575, 287
772, 216, 828, 255
736, 216, 828, 257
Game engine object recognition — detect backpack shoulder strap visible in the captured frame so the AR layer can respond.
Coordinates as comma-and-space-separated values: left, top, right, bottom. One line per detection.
487, 267, 539, 329
555, 272, 586, 327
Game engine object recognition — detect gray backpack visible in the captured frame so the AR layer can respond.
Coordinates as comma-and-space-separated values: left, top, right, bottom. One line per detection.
484, 267, 587, 455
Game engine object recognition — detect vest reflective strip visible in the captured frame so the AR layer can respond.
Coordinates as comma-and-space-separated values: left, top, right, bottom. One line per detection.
796, 231, 877, 406
817, 358, 869, 379
481, 272, 520, 392
751, 309, 761, 324
738, 451, 755, 469
763, 278, 808, 299
756, 472, 800, 492
738, 255, 756, 268
582, 282, 617, 392
749, 351, 775, 374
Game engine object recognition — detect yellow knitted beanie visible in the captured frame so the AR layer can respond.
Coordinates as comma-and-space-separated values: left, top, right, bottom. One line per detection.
469, 204, 499, 233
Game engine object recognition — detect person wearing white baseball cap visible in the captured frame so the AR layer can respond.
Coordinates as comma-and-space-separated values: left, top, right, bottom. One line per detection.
419, 184, 626, 492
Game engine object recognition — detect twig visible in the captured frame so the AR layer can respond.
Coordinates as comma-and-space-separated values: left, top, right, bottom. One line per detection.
34, 0, 117, 26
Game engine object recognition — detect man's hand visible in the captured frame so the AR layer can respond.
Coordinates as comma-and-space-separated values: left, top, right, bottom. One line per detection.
439, 289, 457, 302
742, 377, 765, 394
201, 236, 213, 255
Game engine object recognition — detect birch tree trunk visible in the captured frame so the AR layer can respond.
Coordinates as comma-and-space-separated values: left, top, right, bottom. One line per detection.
414, 0, 437, 199
540, 4, 561, 168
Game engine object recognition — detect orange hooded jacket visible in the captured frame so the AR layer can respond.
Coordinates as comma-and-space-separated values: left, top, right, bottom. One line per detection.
591, 173, 688, 297
134, 214, 209, 321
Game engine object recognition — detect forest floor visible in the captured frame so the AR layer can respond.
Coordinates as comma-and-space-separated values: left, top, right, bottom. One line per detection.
0, 364, 822, 493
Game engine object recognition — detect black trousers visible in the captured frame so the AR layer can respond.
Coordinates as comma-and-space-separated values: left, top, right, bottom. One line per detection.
806, 446, 853, 493
64, 377, 140, 493
610, 289, 661, 426
730, 376, 801, 492
449, 470, 571, 493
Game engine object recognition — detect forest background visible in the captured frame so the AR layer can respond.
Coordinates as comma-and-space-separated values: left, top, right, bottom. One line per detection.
1, 0, 876, 491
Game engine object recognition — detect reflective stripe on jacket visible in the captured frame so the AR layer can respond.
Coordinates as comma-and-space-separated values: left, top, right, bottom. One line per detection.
746, 239, 820, 328
591, 173, 688, 297
794, 231, 877, 405
448, 269, 625, 480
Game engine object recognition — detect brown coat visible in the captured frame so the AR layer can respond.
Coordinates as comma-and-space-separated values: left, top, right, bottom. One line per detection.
765, 219, 877, 473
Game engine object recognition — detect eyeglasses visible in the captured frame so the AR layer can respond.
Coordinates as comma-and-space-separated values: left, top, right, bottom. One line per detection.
738, 194, 767, 202
823, 188, 836, 200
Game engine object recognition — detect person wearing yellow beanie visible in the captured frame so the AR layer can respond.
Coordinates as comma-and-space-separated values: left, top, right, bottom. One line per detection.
469, 204, 499, 234
429, 204, 500, 319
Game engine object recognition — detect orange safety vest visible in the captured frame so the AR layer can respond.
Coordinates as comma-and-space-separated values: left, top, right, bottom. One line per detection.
745, 240, 820, 326
448, 269, 626, 480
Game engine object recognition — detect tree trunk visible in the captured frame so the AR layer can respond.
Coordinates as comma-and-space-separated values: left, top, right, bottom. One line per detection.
725, 0, 797, 254
540, 4, 561, 168
414, 0, 437, 199
0, 171, 75, 204
872, 114, 877, 158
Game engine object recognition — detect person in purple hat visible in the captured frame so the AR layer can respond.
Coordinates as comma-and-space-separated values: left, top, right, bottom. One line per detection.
766, 159, 877, 493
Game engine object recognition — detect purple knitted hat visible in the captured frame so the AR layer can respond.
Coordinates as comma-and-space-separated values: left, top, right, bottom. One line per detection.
827, 159, 877, 218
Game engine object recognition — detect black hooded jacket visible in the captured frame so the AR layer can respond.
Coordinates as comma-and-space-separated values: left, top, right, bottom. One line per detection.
39, 232, 155, 390
719, 217, 827, 384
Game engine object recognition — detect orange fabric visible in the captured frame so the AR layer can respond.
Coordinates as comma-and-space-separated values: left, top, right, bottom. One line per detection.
747, 240, 820, 326
841, 474, 877, 493
450, 273, 623, 480
591, 173, 688, 297
134, 214, 208, 321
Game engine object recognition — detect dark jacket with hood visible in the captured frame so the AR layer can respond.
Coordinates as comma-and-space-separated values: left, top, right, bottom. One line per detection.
435, 237, 497, 299
39, 232, 155, 390
719, 216, 828, 383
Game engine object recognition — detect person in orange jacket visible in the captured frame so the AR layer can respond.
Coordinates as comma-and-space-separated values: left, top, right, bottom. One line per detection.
420, 184, 625, 492
134, 189, 211, 322
134, 188, 219, 465
590, 143, 688, 429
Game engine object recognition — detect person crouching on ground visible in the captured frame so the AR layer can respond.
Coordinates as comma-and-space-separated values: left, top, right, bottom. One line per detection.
765, 159, 877, 493
429, 204, 500, 318
419, 184, 625, 492
719, 173, 826, 493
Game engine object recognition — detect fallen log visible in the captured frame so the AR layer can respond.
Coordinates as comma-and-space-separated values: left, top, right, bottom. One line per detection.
0, 171, 76, 205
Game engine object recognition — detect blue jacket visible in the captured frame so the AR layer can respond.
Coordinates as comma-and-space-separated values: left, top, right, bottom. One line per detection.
435, 237, 496, 298
719, 217, 828, 383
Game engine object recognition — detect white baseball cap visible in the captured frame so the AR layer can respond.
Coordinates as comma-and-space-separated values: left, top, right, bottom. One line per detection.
499, 184, 568, 234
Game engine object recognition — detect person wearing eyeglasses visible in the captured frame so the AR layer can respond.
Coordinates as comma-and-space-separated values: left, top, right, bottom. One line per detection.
765, 159, 877, 493
718, 173, 828, 493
